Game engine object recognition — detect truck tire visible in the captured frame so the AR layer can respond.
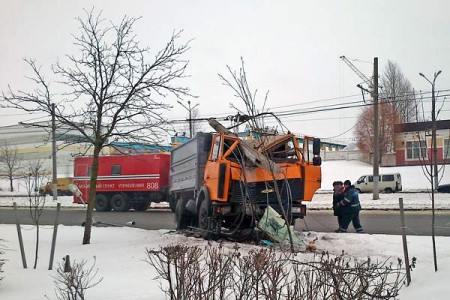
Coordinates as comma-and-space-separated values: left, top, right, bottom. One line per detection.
175, 198, 191, 230
134, 202, 150, 211
198, 199, 212, 239
169, 194, 177, 213
111, 194, 130, 212
95, 194, 111, 212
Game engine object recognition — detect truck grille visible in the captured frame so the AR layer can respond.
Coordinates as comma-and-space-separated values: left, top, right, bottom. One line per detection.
230, 178, 304, 204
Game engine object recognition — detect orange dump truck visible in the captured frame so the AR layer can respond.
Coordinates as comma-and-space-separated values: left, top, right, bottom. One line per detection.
170, 121, 322, 238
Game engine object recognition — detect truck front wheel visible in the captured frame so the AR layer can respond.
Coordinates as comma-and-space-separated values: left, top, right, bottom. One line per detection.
111, 194, 130, 212
95, 194, 111, 212
198, 199, 210, 239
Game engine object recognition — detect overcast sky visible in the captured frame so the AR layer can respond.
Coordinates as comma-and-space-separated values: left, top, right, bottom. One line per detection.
1, 0, 449, 144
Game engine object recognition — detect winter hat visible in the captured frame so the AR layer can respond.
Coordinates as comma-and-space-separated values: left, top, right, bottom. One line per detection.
344, 180, 351, 186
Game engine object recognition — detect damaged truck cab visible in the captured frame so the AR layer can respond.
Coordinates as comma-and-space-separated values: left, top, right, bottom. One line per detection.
170, 128, 321, 239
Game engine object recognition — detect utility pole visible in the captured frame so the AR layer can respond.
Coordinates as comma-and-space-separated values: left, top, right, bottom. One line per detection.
340, 55, 380, 199
177, 100, 199, 138
373, 57, 380, 200
52, 103, 57, 201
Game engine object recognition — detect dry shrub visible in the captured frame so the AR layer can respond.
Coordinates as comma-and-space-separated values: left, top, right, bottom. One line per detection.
146, 244, 407, 300
49, 258, 103, 300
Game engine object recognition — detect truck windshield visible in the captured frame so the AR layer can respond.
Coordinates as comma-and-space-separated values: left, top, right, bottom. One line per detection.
223, 138, 242, 163
264, 137, 299, 162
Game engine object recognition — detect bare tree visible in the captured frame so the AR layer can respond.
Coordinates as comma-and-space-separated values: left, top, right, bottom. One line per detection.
0, 143, 22, 192
219, 58, 270, 132
381, 60, 418, 122
22, 160, 48, 269
355, 102, 401, 162
218, 58, 297, 251
2, 9, 191, 244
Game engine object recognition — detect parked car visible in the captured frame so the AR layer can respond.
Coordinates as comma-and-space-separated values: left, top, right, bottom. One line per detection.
354, 173, 402, 193
437, 184, 450, 193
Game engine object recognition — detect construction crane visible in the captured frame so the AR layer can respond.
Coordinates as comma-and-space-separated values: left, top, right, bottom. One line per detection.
340, 55, 373, 101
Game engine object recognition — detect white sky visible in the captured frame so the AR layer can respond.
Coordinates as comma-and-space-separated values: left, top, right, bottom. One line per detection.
1, 0, 450, 144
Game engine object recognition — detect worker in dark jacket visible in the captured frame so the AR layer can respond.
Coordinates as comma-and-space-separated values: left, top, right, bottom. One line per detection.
332, 181, 344, 230
336, 180, 364, 233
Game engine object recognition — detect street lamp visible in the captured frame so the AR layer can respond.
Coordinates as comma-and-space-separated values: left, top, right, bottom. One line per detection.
419, 71, 441, 190
177, 100, 199, 138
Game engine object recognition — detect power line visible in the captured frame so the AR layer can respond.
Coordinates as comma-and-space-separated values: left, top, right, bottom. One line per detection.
2, 88, 449, 129
321, 123, 358, 139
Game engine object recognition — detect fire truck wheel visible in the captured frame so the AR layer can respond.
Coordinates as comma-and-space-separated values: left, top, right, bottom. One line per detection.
175, 198, 190, 230
95, 194, 111, 212
111, 194, 130, 212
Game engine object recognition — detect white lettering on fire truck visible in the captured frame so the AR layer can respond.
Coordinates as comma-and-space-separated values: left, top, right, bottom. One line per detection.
147, 182, 159, 189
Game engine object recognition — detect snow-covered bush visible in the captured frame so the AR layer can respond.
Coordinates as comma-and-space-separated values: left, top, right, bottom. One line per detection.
49, 257, 102, 300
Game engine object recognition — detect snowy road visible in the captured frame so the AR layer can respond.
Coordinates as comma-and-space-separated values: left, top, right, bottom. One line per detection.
2, 207, 450, 236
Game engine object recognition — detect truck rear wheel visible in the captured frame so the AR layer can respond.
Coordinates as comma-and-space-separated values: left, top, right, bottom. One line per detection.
175, 198, 191, 230
95, 194, 111, 212
111, 194, 130, 212
169, 194, 176, 213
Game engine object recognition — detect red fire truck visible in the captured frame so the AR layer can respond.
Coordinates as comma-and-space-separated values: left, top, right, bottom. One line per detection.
73, 154, 170, 212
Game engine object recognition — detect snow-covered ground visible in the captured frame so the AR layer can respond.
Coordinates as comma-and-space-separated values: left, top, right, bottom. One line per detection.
1, 225, 449, 299
1, 160, 449, 299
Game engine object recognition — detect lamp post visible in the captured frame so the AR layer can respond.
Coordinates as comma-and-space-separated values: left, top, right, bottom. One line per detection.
419, 70, 442, 272
177, 100, 199, 138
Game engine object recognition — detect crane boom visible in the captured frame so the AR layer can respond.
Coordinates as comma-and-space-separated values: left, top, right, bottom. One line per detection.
340, 55, 373, 88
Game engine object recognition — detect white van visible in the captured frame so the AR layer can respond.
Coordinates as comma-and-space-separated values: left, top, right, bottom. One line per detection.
354, 173, 402, 193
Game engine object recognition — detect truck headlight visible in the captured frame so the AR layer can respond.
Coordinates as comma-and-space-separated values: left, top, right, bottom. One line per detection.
292, 207, 302, 213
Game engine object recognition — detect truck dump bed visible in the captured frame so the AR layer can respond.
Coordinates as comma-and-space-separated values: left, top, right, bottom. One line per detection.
170, 132, 212, 192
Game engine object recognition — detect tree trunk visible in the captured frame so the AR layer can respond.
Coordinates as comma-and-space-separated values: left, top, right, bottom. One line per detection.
34, 222, 39, 269
82, 145, 101, 245
9, 176, 14, 192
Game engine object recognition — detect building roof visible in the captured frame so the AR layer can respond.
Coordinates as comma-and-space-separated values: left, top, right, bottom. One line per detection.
394, 120, 450, 133
110, 141, 172, 152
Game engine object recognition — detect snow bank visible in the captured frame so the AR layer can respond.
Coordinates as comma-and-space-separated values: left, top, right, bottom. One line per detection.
0, 225, 449, 299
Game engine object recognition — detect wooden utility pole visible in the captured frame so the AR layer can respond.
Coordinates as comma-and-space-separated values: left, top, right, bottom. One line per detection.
51, 103, 57, 200
373, 57, 380, 200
